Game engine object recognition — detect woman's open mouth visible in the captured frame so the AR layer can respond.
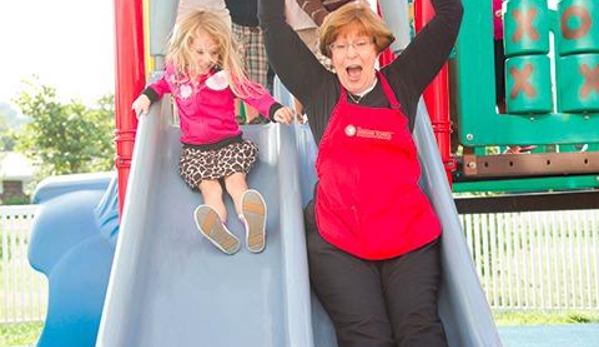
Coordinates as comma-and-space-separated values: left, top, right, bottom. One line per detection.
346, 65, 363, 82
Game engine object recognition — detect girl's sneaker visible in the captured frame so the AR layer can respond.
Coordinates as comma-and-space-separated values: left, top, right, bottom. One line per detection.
240, 189, 267, 253
194, 205, 240, 255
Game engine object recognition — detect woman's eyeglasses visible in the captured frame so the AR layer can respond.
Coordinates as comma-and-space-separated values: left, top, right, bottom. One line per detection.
329, 39, 374, 55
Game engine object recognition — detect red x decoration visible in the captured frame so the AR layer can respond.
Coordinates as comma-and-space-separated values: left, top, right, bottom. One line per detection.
510, 64, 536, 99
579, 64, 599, 99
512, 8, 540, 43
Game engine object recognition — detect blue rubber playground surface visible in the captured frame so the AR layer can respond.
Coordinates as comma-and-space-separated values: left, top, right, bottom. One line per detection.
499, 324, 599, 347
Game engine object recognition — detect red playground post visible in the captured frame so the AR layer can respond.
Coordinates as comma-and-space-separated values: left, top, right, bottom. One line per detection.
415, 0, 456, 184
114, 0, 145, 215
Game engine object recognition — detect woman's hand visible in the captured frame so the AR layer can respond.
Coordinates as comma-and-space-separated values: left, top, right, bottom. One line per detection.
132, 94, 151, 118
273, 106, 295, 124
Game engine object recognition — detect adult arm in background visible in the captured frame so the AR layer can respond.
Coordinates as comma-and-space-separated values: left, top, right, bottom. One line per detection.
258, 0, 334, 111
296, 0, 329, 26
383, 0, 463, 101
177, 0, 232, 27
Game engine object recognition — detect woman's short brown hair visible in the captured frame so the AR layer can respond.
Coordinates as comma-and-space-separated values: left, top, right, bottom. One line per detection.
319, 1, 395, 58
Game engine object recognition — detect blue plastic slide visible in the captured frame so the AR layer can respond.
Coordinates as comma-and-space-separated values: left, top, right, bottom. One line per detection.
96, 99, 334, 346
28, 172, 119, 347
96, 79, 502, 345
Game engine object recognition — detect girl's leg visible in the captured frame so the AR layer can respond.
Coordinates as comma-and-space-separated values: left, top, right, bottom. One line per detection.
223, 173, 248, 215
381, 239, 447, 347
195, 179, 240, 254
224, 173, 266, 253
199, 179, 227, 221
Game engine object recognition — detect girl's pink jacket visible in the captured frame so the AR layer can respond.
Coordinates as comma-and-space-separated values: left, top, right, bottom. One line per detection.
146, 64, 279, 145
493, 0, 504, 40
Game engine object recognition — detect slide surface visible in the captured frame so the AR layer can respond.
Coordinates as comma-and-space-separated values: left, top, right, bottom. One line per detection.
96, 100, 333, 347
97, 92, 501, 346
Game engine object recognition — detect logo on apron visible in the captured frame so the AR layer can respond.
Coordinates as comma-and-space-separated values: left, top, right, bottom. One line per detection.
345, 124, 357, 137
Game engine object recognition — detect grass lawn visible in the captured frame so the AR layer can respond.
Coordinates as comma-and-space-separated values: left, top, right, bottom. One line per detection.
0, 321, 43, 347
494, 310, 599, 326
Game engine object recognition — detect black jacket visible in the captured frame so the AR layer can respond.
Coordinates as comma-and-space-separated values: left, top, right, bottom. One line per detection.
259, 0, 464, 145
225, 0, 259, 26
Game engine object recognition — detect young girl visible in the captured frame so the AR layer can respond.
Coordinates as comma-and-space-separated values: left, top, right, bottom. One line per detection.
132, 10, 294, 255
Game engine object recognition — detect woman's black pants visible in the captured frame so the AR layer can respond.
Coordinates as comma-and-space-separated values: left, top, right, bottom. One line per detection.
305, 205, 448, 347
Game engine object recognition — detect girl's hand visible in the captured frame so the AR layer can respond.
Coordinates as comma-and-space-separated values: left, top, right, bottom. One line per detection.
296, 114, 308, 124
273, 106, 294, 124
132, 94, 151, 118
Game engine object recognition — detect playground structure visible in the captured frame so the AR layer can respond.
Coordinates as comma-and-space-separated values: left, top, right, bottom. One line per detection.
452, 0, 599, 203
25, 0, 598, 346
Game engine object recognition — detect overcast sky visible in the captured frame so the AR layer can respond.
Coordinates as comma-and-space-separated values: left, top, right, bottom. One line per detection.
0, 0, 115, 105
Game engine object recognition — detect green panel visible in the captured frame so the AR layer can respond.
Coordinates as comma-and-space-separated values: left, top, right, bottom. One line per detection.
588, 144, 599, 151
505, 0, 550, 56
506, 55, 553, 113
559, 142, 597, 152
474, 147, 487, 155
559, 143, 584, 152
557, 54, 599, 112
453, 175, 599, 193
455, 0, 599, 146
557, 0, 599, 55
239, 101, 247, 123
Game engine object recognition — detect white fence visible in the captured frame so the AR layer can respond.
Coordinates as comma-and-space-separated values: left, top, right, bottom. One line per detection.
0, 205, 47, 324
0, 206, 598, 326
461, 209, 599, 310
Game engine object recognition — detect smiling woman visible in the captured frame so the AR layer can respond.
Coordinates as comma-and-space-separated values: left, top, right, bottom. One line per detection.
0, 0, 115, 103
317, 4, 394, 95
259, 0, 463, 345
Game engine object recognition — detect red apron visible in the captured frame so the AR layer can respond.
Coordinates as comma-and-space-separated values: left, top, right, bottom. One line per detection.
314, 72, 441, 260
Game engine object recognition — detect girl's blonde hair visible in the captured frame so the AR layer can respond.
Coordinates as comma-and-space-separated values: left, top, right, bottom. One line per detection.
166, 10, 264, 98
319, 1, 395, 58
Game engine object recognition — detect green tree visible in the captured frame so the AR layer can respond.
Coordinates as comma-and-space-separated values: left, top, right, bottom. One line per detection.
0, 102, 28, 151
13, 79, 115, 176
0, 115, 15, 151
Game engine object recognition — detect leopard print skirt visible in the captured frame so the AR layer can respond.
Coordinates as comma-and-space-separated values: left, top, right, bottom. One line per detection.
179, 140, 259, 191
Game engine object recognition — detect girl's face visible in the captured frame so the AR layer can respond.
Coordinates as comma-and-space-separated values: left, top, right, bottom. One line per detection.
330, 26, 378, 95
190, 32, 220, 74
